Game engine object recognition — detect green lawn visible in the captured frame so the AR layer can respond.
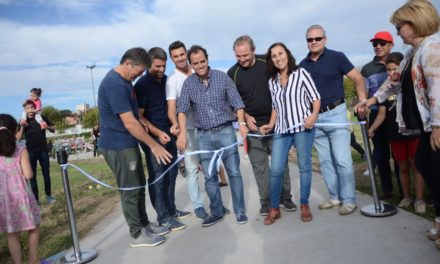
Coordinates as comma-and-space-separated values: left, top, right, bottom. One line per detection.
0, 158, 119, 263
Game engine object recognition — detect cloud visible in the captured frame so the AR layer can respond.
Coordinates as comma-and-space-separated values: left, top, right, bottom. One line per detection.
1, 0, 438, 117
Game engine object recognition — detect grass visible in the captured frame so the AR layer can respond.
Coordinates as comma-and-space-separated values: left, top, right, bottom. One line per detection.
0, 157, 120, 264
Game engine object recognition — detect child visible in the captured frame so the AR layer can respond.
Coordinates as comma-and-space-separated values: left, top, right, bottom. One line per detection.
367, 52, 426, 213
0, 114, 41, 264
21, 88, 47, 129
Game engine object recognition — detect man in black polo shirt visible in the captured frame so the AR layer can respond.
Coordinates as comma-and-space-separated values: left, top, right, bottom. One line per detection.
227, 35, 295, 216
17, 99, 56, 205
134, 47, 189, 232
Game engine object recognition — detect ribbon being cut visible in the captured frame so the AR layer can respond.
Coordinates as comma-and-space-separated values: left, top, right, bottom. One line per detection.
61, 121, 366, 191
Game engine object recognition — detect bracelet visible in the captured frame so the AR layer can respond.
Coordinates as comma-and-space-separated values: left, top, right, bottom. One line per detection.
239, 122, 247, 126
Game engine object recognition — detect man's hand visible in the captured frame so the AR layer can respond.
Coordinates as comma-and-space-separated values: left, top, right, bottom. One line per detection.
170, 124, 180, 136
157, 131, 171, 145
176, 133, 187, 151
239, 123, 249, 139
151, 143, 172, 165
245, 113, 258, 131
354, 100, 369, 119
430, 126, 440, 151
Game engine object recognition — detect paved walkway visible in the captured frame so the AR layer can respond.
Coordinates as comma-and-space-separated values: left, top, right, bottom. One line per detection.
55, 148, 439, 264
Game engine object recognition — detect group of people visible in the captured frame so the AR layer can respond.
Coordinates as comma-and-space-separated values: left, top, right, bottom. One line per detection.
98, 0, 440, 250
1, 1, 439, 262
355, 0, 440, 250
97, 22, 370, 246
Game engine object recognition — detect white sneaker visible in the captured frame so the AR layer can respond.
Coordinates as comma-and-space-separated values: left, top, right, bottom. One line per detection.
363, 169, 369, 176
318, 199, 342, 209
414, 200, 426, 214
398, 198, 412, 208
339, 203, 357, 215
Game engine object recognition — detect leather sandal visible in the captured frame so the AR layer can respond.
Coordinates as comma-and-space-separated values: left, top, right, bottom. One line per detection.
427, 218, 440, 241
264, 208, 281, 225
300, 204, 313, 222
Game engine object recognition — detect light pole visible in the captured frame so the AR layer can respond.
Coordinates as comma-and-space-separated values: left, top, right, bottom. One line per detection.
86, 64, 97, 108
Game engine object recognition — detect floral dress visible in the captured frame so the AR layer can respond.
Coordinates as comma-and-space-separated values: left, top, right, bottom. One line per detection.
0, 146, 41, 233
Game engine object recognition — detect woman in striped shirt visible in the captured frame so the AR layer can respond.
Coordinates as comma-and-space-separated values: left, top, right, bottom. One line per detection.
262, 42, 321, 225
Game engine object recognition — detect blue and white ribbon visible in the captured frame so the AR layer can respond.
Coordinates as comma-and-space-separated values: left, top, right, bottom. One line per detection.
59, 120, 365, 191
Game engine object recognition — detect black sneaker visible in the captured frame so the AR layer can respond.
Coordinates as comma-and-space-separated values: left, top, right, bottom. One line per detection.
174, 210, 192, 219
280, 199, 297, 211
259, 204, 270, 216
194, 207, 208, 220
236, 213, 248, 224
202, 215, 224, 227
129, 229, 165, 248
161, 219, 186, 231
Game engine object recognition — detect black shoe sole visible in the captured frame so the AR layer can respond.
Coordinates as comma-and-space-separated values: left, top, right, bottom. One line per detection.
202, 217, 224, 227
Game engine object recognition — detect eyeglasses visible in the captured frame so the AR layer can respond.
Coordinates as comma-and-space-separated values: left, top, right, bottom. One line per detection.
372, 40, 389, 47
306, 37, 325, 43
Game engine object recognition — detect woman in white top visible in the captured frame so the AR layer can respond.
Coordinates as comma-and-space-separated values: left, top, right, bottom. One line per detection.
262, 42, 320, 225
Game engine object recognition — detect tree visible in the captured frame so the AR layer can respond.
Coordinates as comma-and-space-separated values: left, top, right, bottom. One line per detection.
82, 108, 99, 128
42, 106, 62, 124
59, 109, 72, 118
344, 77, 357, 105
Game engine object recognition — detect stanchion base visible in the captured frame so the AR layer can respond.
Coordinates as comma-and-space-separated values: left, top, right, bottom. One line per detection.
60, 249, 98, 264
360, 203, 398, 217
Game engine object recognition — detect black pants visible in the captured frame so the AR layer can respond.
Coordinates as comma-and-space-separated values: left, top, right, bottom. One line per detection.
415, 132, 440, 216
369, 110, 393, 194
350, 132, 365, 156
29, 149, 52, 201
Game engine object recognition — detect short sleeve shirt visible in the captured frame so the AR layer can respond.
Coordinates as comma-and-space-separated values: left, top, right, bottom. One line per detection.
134, 73, 171, 132
299, 48, 354, 106
166, 69, 195, 128
98, 69, 139, 150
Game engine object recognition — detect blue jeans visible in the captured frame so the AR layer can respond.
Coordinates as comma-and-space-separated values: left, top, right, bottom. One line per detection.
314, 103, 356, 204
29, 149, 52, 202
247, 131, 292, 206
270, 129, 315, 208
141, 136, 178, 224
184, 129, 204, 209
196, 125, 245, 217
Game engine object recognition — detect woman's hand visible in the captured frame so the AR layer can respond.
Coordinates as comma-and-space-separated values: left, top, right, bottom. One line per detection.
303, 113, 318, 129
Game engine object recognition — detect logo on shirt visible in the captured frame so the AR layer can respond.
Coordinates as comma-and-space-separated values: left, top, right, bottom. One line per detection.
129, 161, 137, 171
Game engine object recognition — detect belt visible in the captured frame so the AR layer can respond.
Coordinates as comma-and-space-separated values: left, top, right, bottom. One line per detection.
196, 122, 231, 132
319, 98, 345, 113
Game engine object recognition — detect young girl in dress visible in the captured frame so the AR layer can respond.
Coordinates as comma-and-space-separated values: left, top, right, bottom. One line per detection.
21, 88, 47, 128
0, 114, 41, 264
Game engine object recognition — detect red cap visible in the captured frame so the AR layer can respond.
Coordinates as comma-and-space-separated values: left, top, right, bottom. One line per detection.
370, 31, 393, 43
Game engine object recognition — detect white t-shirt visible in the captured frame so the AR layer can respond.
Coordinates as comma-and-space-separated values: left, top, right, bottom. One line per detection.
166, 68, 195, 129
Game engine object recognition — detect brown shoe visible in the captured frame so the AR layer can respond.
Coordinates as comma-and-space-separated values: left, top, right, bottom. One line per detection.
300, 204, 312, 222
264, 208, 281, 225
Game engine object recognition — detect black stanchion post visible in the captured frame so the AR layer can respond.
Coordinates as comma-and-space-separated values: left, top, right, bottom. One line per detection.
356, 115, 397, 217
57, 148, 98, 264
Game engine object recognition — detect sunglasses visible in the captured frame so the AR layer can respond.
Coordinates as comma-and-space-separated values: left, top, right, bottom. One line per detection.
372, 40, 389, 47
306, 37, 325, 43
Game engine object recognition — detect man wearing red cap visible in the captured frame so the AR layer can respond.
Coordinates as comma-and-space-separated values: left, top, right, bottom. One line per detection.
361, 31, 398, 200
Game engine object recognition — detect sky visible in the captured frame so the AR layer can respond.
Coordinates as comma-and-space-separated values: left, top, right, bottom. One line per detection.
1, 0, 439, 119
